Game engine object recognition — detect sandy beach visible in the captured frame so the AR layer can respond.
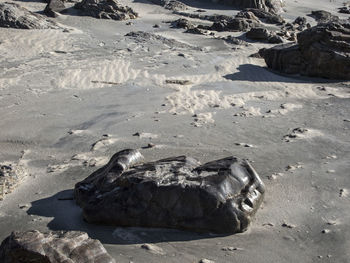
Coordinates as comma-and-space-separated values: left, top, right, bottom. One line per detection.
0, 0, 349, 262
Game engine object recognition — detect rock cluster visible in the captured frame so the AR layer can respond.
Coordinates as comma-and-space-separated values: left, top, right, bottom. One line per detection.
238, 8, 284, 24
74, 149, 265, 234
74, 0, 138, 20
0, 2, 58, 29
259, 22, 350, 79
246, 27, 283, 43
0, 230, 115, 263
217, 0, 284, 13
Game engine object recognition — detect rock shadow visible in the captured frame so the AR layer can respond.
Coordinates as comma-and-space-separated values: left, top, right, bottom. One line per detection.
224, 64, 344, 84
27, 189, 222, 245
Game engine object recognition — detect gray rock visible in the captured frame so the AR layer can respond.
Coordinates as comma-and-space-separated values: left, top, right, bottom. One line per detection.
170, 18, 195, 29
214, 0, 284, 13
246, 27, 283, 43
0, 230, 115, 263
339, 7, 350, 14
210, 18, 260, 32
74, 149, 265, 234
238, 8, 284, 24
150, 0, 188, 11
260, 22, 350, 79
0, 2, 58, 29
44, 0, 66, 18
74, 0, 138, 20
0, 163, 27, 200
309, 10, 339, 23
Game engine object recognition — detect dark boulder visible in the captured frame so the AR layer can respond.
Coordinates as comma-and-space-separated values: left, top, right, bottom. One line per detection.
210, 18, 260, 32
44, 0, 66, 18
338, 6, 350, 14
260, 22, 350, 79
0, 230, 115, 263
74, 149, 265, 234
170, 18, 195, 29
74, 0, 138, 20
0, 2, 58, 29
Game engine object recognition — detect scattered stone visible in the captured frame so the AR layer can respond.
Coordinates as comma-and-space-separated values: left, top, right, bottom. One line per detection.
74, 0, 138, 20
74, 149, 265, 234
165, 79, 192, 85
321, 229, 330, 234
0, 230, 115, 263
0, 2, 58, 29
260, 22, 350, 79
44, 0, 66, 18
142, 143, 156, 149
221, 246, 243, 251
282, 223, 296, 228
199, 259, 215, 263
140, 244, 165, 255
220, 35, 248, 45
185, 27, 207, 35
132, 132, 158, 139
339, 188, 348, 197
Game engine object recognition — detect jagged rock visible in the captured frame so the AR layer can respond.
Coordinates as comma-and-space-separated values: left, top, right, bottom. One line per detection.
44, 0, 66, 17
221, 35, 248, 45
339, 7, 350, 14
0, 230, 115, 263
74, 149, 265, 234
238, 8, 284, 24
210, 18, 260, 32
260, 22, 350, 79
246, 27, 283, 43
259, 43, 301, 74
74, 0, 138, 20
170, 18, 195, 29
309, 10, 339, 23
185, 27, 207, 35
0, 2, 59, 29
150, 0, 188, 11
214, 0, 284, 13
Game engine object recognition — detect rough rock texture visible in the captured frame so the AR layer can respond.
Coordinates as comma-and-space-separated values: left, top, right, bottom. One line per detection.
74, 0, 138, 20
246, 27, 283, 43
151, 0, 188, 11
210, 18, 260, 32
0, 2, 58, 29
0, 163, 27, 200
44, 0, 66, 18
216, 0, 284, 13
74, 149, 265, 234
170, 18, 195, 29
339, 7, 350, 14
238, 8, 284, 24
260, 22, 350, 79
309, 10, 339, 23
0, 230, 115, 263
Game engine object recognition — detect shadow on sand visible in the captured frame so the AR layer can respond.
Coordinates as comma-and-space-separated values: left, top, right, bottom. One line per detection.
224, 64, 344, 84
27, 189, 224, 245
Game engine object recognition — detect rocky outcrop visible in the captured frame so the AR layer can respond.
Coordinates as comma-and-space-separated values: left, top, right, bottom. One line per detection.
0, 230, 115, 263
246, 27, 283, 43
0, 2, 58, 29
210, 17, 260, 32
74, 0, 138, 20
44, 0, 66, 18
150, 0, 188, 11
309, 10, 340, 23
238, 8, 285, 24
216, 0, 284, 13
74, 149, 265, 234
259, 22, 350, 79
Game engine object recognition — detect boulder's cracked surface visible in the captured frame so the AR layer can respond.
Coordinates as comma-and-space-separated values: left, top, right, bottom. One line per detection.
0, 230, 115, 263
0, 2, 58, 29
260, 22, 350, 79
74, 0, 138, 20
75, 149, 265, 234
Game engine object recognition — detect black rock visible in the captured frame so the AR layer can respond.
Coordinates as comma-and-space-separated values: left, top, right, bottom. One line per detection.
260, 22, 350, 79
74, 149, 265, 234
0, 2, 58, 29
170, 18, 195, 29
210, 18, 260, 32
246, 27, 271, 39
0, 230, 115, 263
74, 0, 138, 20
339, 7, 350, 14
44, 0, 66, 17
238, 8, 285, 24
